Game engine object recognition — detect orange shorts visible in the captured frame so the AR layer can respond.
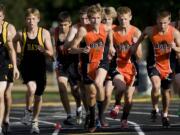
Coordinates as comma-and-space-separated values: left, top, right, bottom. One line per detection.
87, 62, 100, 80
116, 63, 136, 86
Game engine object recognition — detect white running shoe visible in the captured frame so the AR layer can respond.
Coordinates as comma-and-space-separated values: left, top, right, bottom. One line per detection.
21, 110, 32, 126
30, 121, 40, 134
76, 106, 83, 125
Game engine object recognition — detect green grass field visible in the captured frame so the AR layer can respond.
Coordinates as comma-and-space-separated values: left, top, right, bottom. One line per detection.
12, 90, 180, 105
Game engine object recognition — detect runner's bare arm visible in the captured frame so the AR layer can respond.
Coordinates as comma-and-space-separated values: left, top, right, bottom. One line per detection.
108, 30, 115, 56
134, 28, 143, 60
69, 26, 88, 54
171, 29, 180, 53
41, 29, 54, 57
64, 25, 78, 49
7, 24, 19, 79
131, 26, 152, 55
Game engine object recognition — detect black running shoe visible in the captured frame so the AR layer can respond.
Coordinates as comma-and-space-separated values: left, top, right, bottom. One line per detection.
162, 117, 170, 128
151, 110, 157, 122
63, 116, 74, 125
2, 122, 11, 134
88, 118, 96, 133
84, 114, 90, 129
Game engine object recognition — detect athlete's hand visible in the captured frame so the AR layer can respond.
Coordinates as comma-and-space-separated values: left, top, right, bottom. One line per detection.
130, 37, 138, 55
82, 46, 90, 53
108, 53, 113, 60
109, 46, 115, 56
37, 45, 46, 53
68, 48, 75, 54
169, 42, 176, 50
13, 67, 20, 80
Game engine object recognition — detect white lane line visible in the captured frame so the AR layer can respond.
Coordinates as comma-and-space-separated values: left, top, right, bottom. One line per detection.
130, 111, 179, 118
11, 116, 59, 135
106, 117, 145, 135
52, 122, 61, 135
11, 117, 56, 125
11, 117, 64, 135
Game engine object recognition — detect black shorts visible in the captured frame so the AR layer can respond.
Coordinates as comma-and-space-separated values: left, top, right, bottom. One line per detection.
0, 64, 8, 81
147, 66, 173, 89
0, 71, 8, 81
56, 62, 81, 86
79, 61, 94, 85
7, 64, 13, 82
80, 60, 109, 85
98, 58, 109, 71
175, 61, 180, 74
20, 65, 46, 96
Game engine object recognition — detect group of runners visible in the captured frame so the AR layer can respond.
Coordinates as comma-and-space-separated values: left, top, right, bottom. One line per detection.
0, 3, 180, 134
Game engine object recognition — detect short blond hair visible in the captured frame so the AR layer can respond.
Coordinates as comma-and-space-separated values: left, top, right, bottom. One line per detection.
87, 4, 103, 18
103, 6, 117, 20
25, 8, 40, 19
117, 6, 132, 15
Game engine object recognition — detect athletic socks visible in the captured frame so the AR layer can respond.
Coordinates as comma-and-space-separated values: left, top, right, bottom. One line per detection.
121, 104, 132, 120
97, 101, 104, 120
77, 106, 82, 112
89, 105, 95, 127
115, 99, 121, 106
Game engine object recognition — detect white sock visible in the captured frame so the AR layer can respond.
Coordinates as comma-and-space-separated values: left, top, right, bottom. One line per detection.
0, 127, 2, 133
163, 113, 168, 117
77, 106, 82, 112
155, 108, 159, 113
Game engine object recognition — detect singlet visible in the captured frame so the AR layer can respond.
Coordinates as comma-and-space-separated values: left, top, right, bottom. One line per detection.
84, 23, 107, 63
0, 21, 10, 67
21, 27, 46, 69
54, 27, 78, 65
150, 25, 175, 78
113, 25, 137, 65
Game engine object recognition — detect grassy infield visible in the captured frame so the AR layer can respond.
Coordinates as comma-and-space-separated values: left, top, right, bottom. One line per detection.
12, 90, 180, 106
12, 73, 179, 105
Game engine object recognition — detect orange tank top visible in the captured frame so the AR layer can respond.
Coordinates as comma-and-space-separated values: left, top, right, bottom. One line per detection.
150, 25, 175, 78
113, 25, 136, 64
85, 23, 107, 62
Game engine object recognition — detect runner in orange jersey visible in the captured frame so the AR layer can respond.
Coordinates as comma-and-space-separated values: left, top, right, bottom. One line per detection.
132, 9, 180, 127
70, 4, 115, 133
110, 6, 142, 129
99, 6, 117, 127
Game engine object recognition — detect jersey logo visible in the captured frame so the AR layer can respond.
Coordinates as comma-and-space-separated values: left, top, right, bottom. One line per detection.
89, 39, 104, 52
154, 41, 170, 52
115, 41, 131, 52
21, 27, 44, 56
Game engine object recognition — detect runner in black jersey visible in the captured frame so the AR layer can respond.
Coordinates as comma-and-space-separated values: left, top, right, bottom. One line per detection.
15, 8, 53, 134
0, 4, 19, 135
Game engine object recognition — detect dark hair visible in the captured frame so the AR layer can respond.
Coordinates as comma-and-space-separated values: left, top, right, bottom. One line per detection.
157, 9, 171, 20
79, 6, 89, 14
58, 11, 71, 23
0, 4, 5, 15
